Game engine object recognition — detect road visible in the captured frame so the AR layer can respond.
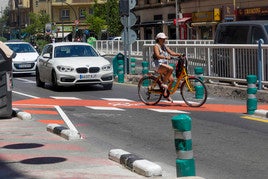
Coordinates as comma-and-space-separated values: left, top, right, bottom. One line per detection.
11, 75, 268, 179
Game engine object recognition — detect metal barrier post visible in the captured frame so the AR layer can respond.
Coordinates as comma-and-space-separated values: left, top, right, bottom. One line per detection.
171, 114, 196, 177
118, 59, 124, 83
257, 39, 264, 90
247, 75, 257, 114
194, 67, 204, 99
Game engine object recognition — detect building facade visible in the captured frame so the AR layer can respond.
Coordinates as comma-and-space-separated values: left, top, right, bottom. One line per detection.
133, 0, 268, 40
7, 0, 268, 41
8, 0, 106, 41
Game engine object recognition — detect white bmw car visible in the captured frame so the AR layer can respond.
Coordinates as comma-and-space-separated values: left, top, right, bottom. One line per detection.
36, 42, 113, 90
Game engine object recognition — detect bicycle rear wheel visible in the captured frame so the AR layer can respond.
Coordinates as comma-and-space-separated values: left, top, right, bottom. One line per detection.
138, 76, 162, 105
180, 77, 207, 107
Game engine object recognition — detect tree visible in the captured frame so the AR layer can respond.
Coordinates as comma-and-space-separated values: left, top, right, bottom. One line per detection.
106, 0, 122, 37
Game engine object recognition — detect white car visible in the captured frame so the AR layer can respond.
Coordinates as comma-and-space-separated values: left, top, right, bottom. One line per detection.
36, 42, 113, 90
5, 41, 39, 74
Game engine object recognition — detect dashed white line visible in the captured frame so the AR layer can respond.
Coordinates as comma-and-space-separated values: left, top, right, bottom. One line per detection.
12, 90, 40, 99
86, 106, 125, 111
50, 96, 81, 100
147, 109, 189, 113
102, 98, 134, 102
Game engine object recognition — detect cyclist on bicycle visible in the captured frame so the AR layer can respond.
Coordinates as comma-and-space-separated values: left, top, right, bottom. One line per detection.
152, 32, 184, 102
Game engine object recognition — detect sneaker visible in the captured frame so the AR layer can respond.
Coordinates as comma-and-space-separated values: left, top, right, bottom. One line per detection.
167, 96, 173, 103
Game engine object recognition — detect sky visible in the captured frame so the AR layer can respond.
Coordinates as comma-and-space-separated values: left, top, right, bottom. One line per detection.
0, 0, 8, 11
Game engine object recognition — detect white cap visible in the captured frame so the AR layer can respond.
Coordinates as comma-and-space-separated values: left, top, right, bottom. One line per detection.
155, 32, 168, 39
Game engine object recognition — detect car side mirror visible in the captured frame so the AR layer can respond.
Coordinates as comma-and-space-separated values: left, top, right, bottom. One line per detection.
43, 53, 51, 59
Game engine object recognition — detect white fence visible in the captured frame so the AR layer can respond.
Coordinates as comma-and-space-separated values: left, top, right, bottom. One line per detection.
95, 40, 268, 89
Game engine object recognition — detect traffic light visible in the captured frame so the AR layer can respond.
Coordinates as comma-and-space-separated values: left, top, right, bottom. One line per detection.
119, 0, 129, 17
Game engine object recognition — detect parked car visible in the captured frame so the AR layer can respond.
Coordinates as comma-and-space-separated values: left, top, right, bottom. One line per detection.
5, 40, 39, 74
36, 42, 113, 90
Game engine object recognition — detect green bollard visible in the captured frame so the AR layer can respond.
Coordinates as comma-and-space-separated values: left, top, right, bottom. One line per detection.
194, 67, 204, 99
130, 58, 136, 75
171, 114, 196, 177
142, 61, 149, 86
142, 61, 149, 75
247, 75, 257, 114
118, 59, 124, 83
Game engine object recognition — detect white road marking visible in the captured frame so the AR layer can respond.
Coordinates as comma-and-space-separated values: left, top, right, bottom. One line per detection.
54, 105, 79, 133
148, 109, 189, 113
15, 78, 36, 83
12, 90, 40, 99
102, 98, 134, 102
50, 96, 81, 100
86, 106, 125, 111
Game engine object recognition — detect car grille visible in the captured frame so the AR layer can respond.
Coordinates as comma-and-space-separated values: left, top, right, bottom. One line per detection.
14, 63, 35, 69
89, 67, 100, 73
76, 67, 100, 73
76, 67, 88, 73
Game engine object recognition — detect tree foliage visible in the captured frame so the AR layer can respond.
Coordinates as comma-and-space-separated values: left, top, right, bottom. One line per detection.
85, 0, 122, 39
24, 12, 50, 35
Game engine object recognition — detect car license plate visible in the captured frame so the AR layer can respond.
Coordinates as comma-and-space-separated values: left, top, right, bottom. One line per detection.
18, 63, 31, 69
79, 74, 97, 79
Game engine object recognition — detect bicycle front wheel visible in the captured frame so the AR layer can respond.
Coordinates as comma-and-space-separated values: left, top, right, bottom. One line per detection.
138, 76, 162, 105
180, 77, 207, 107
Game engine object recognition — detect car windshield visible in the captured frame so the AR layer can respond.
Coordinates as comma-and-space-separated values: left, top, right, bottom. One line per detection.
6, 43, 36, 53
54, 45, 99, 58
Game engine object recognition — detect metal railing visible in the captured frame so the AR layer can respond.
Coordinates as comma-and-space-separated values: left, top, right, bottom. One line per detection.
95, 40, 268, 89
95, 40, 214, 57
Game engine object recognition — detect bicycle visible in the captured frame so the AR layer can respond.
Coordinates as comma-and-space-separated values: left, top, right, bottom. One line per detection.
137, 56, 207, 107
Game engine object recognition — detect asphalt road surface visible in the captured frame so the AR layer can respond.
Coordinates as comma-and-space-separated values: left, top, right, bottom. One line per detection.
11, 75, 268, 179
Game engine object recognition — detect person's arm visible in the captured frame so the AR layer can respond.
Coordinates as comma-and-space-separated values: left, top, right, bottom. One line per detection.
166, 46, 183, 57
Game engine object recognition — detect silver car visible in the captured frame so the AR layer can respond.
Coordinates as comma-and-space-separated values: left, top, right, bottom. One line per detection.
36, 42, 113, 90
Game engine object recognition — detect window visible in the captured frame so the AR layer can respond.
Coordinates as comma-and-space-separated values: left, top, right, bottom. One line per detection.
252, 26, 265, 44
218, 26, 249, 44
61, 9, 70, 20
79, 8, 86, 19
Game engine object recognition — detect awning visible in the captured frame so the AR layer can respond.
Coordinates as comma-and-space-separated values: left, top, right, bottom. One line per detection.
191, 22, 218, 27
55, 32, 72, 38
173, 17, 192, 25
140, 20, 163, 26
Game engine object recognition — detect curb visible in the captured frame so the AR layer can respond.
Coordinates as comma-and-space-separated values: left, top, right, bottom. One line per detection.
254, 109, 268, 118
108, 149, 162, 177
12, 108, 32, 120
46, 124, 81, 140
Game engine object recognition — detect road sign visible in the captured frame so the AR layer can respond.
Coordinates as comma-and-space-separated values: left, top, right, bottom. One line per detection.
121, 29, 137, 44
129, 0, 136, 10
120, 12, 137, 27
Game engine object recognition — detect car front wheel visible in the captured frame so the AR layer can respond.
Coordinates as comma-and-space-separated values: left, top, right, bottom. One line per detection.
36, 68, 45, 88
52, 71, 59, 90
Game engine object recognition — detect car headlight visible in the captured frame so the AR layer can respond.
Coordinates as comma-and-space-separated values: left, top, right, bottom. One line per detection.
102, 64, 112, 71
57, 65, 74, 72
